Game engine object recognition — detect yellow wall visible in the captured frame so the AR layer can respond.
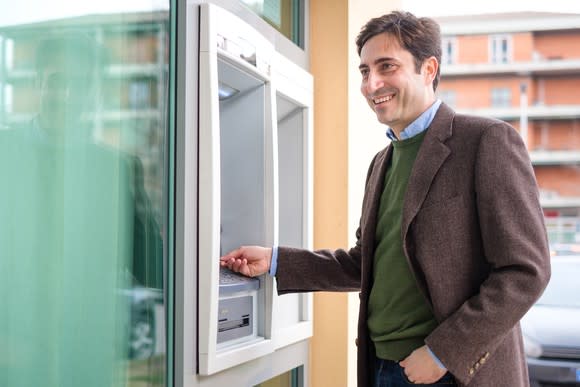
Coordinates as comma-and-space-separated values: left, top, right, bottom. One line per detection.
309, 1, 350, 386
309, 1, 402, 386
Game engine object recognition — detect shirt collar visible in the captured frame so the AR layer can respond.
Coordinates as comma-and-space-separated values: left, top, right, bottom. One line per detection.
386, 99, 442, 141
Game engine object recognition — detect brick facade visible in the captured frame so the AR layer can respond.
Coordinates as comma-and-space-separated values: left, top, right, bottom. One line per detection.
437, 13, 580, 215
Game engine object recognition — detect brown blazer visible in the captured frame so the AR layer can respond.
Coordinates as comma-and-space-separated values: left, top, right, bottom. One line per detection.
276, 103, 551, 387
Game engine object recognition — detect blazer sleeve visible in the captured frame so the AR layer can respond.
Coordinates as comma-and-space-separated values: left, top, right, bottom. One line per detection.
424, 122, 551, 385
275, 151, 383, 295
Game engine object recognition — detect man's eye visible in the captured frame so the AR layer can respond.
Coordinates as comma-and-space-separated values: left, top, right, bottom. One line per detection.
360, 70, 369, 78
381, 63, 393, 71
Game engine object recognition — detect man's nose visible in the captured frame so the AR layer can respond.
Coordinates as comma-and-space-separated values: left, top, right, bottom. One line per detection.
366, 71, 384, 94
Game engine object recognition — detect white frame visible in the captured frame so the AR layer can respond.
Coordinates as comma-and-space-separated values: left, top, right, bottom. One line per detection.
271, 51, 314, 349
489, 34, 512, 64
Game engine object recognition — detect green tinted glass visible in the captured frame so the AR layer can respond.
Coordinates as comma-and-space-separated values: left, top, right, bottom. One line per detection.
0, 3, 170, 386
240, 0, 304, 47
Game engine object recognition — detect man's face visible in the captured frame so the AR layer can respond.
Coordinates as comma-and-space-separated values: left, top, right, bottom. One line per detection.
359, 33, 436, 135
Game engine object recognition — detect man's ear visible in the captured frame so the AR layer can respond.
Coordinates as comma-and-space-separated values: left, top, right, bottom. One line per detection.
422, 56, 438, 86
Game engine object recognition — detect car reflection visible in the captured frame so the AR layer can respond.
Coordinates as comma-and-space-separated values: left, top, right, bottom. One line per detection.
521, 257, 580, 387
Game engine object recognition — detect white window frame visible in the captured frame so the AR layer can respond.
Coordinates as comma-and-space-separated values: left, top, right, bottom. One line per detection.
489, 34, 512, 64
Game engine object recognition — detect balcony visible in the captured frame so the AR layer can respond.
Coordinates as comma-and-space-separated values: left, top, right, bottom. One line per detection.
442, 58, 580, 77
540, 194, 580, 209
455, 104, 580, 121
530, 150, 580, 166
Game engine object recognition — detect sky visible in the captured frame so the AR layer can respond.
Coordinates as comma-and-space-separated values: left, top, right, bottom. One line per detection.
2, 0, 580, 28
402, 0, 580, 16
0, 0, 168, 28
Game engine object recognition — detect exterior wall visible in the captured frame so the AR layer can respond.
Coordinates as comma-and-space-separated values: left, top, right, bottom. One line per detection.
309, 1, 351, 386
531, 120, 580, 151
541, 76, 580, 105
438, 76, 530, 108
535, 166, 580, 196
454, 33, 532, 64
456, 35, 488, 64
512, 32, 534, 62
309, 0, 400, 386
534, 31, 580, 59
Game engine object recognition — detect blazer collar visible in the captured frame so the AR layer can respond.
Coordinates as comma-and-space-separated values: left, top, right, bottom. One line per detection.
401, 103, 455, 247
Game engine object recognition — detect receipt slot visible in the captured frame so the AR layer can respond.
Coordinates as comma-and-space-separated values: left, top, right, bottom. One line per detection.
197, 4, 275, 375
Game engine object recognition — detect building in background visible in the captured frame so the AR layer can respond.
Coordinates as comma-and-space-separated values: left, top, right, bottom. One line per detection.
0, 12, 169, 217
437, 12, 580, 247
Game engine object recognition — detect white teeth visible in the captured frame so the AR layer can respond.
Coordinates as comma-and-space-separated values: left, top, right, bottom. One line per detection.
373, 95, 393, 104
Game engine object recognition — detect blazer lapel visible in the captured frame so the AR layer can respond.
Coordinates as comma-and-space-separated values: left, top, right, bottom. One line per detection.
401, 104, 455, 249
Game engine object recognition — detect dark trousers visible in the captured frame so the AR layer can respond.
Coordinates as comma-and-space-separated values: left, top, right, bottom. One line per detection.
374, 358, 457, 387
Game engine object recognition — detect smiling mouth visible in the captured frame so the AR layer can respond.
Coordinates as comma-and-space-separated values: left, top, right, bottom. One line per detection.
373, 95, 394, 105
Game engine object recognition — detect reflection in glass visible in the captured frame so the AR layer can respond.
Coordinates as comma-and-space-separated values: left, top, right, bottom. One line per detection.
239, 0, 303, 47
0, 4, 168, 387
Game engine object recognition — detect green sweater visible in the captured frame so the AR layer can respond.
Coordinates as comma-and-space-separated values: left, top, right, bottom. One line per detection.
367, 130, 437, 361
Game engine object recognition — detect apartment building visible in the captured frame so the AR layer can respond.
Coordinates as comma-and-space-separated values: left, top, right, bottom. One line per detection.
436, 12, 580, 247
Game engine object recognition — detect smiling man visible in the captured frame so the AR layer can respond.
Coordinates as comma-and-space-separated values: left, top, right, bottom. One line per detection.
221, 11, 551, 387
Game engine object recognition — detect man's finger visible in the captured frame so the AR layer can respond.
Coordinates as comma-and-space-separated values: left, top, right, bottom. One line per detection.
220, 247, 242, 261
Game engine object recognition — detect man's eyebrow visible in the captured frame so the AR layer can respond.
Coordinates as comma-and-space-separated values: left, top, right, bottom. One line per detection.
358, 57, 395, 71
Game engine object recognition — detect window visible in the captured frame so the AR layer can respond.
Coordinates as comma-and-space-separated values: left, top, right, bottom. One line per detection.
240, 0, 304, 48
491, 87, 512, 107
441, 37, 457, 65
490, 34, 511, 64
0, 2, 171, 386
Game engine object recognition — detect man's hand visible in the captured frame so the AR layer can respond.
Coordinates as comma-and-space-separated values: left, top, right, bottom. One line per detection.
220, 246, 272, 277
399, 345, 446, 384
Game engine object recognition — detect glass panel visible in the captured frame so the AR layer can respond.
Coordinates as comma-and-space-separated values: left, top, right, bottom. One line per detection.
491, 87, 511, 107
0, 1, 170, 386
239, 0, 304, 47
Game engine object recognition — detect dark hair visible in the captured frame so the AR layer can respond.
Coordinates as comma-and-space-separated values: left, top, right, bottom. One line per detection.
356, 11, 442, 91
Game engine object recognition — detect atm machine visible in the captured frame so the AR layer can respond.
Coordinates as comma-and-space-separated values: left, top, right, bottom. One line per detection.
178, 2, 313, 380
196, 3, 276, 375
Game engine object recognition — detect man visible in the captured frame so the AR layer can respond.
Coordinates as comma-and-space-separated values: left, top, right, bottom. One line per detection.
221, 11, 550, 387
